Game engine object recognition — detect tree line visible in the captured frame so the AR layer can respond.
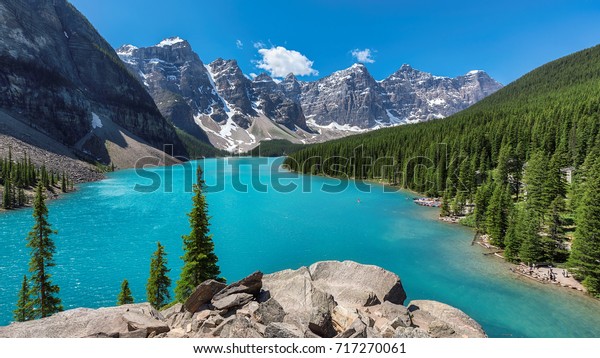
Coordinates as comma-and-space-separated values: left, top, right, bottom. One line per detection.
1, 148, 73, 210
285, 44, 600, 296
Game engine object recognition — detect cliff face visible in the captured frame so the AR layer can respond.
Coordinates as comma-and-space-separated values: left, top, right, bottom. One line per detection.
0, 0, 185, 164
0, 261, 486, 338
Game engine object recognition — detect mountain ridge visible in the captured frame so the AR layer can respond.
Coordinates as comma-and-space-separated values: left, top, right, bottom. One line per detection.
118, 37, 503, 152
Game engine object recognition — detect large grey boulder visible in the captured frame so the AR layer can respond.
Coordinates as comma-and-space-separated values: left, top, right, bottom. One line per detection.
254, 298, 286, 325
407, 300, 487, 338
308, 261, 407, 306
212, 271, 263, 302
217, 316, 263, 338
264, 322, 304, 338
212, 293, 254, 311
0, 303, 169, 338
184, 280, 227, 313
262, 266, 314, 320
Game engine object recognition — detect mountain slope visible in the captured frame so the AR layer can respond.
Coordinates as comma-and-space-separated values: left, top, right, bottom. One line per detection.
0, 0, 185, 167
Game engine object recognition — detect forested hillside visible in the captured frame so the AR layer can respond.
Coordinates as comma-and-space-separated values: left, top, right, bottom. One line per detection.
285, 45, 600, 295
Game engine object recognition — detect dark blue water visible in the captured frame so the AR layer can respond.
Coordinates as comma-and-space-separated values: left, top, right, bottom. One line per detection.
1, 157, 600, 337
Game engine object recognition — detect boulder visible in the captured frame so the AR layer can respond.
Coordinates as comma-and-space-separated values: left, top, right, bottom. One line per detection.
264, 322, 304, 338
160, 303, 183, 319
0, 303, 169, 338
339, 318, 368, 338
308, 307, 336, 338
184, 280, 227, 313
331, 305, 359, 333
254, 298, 286, 325
262, 266, 313, 318
309, 261, 407, 307
370, 301, 412, 328
212, 271, 263, 301
407, 300, 486, 338
394, 327, 431, 338
218, 316, 263, 338
212, 293, 254, 311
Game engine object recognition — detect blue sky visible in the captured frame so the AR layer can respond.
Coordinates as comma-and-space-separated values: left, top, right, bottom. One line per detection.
70, 0, 600, 84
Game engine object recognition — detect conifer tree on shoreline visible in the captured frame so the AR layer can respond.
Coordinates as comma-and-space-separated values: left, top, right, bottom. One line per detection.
14, 275, 34, 322
27, 181, 62, 318
147, 242, 171, 309
117, 279, 134, 305
175, 166, 223, 302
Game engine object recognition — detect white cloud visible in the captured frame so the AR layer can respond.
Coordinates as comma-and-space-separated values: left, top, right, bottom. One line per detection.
236, 39, 243, 49
256, 46, 318, 78
351, 48, 375, 63
253, 41, 266, 49
249, 73, 258, 79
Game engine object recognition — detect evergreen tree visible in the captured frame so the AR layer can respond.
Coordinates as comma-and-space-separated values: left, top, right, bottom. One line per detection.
26, 181, 62, 318
440, 191, 450, 217
3, 177, 12, 209
146, 242, 171, 309
117, 279, 134, 305
503, 207, 523, 263
546, 196, 566, 261
523, 151, 549, 219
518, 210, 544, 264
13, 275, 34, 322
61, 172, 67, 193
473, 180, 493, 231
485, 184, 513, 247
175, 167, 223, 302
568, 158, 600, 296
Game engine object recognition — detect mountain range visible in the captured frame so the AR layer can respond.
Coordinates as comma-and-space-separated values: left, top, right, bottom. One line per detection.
118, 38, 502, 152
0, 0, 501, 166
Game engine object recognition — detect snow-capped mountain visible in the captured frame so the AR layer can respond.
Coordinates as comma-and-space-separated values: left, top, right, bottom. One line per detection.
117, 37, 503, 152
380, 65, 503, 124
296, 63, 389, 128
117, 39, 312, 152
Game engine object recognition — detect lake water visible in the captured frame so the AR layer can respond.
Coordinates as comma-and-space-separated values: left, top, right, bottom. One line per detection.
1, 157, 600, 337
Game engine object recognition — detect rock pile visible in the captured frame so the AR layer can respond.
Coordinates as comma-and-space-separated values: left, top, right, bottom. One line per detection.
0, 261, 486, 338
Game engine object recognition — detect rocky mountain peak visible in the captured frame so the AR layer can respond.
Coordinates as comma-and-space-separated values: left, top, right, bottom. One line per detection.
254, 73, 275, 83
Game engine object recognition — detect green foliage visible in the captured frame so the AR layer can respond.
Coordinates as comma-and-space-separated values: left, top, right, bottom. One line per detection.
503, 206, 524, 263
13, 275, 34, 322
485, 184, 513, 247
459, 214, 477, 228
26, 182, 62, 318
175, 167, 223, 302
1, 150, 72, 210
523, 151, 549, 219
146, 242, 171, 309
518, 209, 544, 264
117, 279, 134, 305
568, 157, 600, 296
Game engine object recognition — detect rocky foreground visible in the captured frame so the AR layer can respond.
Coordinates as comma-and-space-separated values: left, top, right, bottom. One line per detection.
0, 261, 486, 338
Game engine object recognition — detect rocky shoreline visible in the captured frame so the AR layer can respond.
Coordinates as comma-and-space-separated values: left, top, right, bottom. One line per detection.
0, 261, 486, 338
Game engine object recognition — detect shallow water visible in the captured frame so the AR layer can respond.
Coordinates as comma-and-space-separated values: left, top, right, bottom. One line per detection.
1, 157, 600, 337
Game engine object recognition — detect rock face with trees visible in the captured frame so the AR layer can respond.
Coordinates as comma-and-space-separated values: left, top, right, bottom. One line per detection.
0, 261, 486, 339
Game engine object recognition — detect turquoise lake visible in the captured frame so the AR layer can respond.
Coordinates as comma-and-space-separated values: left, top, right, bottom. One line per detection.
2, 157, 600, 337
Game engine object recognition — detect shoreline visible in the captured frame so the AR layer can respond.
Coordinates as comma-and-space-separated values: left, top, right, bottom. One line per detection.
470, 231, 588, 294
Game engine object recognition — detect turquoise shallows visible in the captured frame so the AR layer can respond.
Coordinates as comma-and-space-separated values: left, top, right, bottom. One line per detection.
1, 157, 600, 337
